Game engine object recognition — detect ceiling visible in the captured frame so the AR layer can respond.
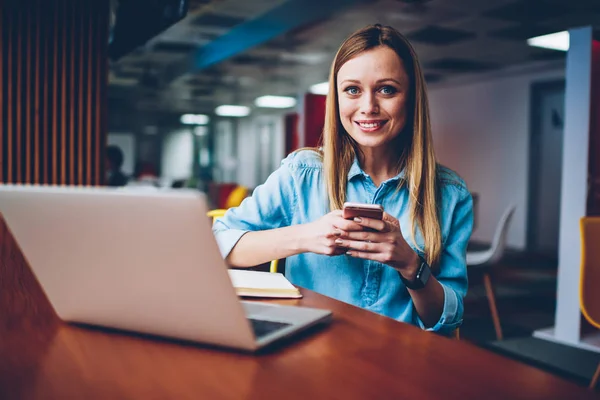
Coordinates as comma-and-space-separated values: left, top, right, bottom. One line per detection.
108, 0, 600, 119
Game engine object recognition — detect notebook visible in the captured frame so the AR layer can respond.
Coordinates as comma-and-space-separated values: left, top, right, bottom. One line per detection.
228, 270, 302, 298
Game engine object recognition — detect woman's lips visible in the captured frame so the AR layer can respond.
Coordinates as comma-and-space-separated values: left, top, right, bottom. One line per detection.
355, 120, 388, 132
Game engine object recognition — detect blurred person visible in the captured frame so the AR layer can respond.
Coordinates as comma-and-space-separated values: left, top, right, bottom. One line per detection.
213, 24, 473, 335
105, 145, 129, 187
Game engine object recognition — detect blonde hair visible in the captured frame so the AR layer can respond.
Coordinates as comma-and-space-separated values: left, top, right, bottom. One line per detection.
321, 24, 442, 267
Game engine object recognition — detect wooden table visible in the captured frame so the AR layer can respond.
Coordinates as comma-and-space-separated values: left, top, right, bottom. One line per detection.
0, 216, 595, 400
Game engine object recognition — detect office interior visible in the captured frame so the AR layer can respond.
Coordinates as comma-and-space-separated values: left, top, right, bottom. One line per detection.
1, 0, 600, 395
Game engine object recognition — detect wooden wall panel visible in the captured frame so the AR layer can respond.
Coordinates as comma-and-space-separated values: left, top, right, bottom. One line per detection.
0, 0, 108, 185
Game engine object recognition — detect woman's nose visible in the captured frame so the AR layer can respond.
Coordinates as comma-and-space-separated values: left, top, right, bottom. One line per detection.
360, 93, 379, 115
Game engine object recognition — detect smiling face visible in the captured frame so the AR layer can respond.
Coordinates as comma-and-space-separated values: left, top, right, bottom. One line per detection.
337, 46, 409, 153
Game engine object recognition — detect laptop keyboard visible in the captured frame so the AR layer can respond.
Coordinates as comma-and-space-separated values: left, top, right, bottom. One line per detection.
248, 318, 292, 338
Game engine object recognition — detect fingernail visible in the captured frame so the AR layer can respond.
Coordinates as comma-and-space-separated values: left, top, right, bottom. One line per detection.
335, 238, 343, 244
346, 251, 353, 256
354, 217, 362, 223
334, 229, 342, 236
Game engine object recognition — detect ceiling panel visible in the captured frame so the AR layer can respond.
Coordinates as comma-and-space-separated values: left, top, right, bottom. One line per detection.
191, 12, 246, 29
406, 25, 476, 45
483, 0, 571, 24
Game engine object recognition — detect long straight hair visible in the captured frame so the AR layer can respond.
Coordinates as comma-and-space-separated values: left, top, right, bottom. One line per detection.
321, 24, 442, 266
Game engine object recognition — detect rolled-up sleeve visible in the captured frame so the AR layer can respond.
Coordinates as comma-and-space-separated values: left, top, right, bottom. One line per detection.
212, 156, 298, 259
416, 188, 473, 334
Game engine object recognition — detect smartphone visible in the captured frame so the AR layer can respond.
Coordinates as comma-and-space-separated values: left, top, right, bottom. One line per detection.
342, 202, 384, 220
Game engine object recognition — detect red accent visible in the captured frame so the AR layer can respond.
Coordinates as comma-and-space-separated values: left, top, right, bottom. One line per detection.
208, 182, 237, 209
284, 113, 299, 155
304, 93, 327, 148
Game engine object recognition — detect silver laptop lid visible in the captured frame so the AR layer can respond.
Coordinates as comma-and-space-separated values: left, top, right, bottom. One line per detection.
0, 185, 256, 349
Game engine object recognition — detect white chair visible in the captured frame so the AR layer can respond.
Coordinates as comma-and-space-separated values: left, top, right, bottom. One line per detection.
467, 205, 516, 341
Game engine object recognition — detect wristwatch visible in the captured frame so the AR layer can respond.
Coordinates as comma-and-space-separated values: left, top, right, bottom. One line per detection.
399, 256, 431, 290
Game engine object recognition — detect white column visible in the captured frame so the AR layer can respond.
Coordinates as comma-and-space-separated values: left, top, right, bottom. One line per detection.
534, 26, 592, 346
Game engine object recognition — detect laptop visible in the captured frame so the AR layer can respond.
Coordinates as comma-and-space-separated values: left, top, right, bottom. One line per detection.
0, 185, 332, 352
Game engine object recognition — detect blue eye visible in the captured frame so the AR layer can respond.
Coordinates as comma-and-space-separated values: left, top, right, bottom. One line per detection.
380, 86, 397, 95
344, 86, 360, 95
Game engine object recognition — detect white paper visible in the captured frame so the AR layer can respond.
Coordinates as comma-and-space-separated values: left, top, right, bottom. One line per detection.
228, 270, 296, 290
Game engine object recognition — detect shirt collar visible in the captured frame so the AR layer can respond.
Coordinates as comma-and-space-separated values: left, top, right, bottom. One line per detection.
347, 157, 364, 180
347, 157, 406, 183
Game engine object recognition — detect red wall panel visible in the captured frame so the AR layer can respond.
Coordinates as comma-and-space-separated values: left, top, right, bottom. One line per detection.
304, 93, 326, 148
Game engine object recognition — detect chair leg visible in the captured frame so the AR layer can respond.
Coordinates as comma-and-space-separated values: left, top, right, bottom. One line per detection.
453, 328, 460, 340
483, 272, 503, 341
590, 361, 600, 390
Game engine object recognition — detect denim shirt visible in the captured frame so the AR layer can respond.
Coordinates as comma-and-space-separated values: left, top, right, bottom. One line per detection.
213, 150, 473, 334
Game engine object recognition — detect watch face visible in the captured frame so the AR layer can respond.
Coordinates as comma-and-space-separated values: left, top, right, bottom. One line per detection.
406, 260, 430, 290
399, 258, 431, 290
418, 261, 431, 286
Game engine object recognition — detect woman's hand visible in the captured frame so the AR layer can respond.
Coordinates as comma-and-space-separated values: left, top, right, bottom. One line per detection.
335, 212, 421, 280
299, 210, 364, 256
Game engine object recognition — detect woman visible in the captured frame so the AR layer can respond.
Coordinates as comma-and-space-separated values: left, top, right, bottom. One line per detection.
213, 24, 473, 334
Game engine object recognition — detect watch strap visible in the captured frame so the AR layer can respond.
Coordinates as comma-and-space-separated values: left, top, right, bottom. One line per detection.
399, 256, 431, 290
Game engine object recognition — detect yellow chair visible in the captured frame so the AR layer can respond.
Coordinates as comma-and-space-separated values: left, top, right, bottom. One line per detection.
208, 209, 279, 274
224, 185, 248, 209
579, 217, 600, 390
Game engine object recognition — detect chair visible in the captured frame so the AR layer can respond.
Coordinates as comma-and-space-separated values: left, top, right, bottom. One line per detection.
466, 205, 516, 341
224, 185, 248, 209
579, 217, 600, 390
207, 209, 279, 274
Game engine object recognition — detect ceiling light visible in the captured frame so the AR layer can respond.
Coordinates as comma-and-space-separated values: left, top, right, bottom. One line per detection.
180, 113, 209, 125
527, 31, 569, 51
215, 105, 251, 117
309, 82, 329, 95
254, 95, 297, 109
